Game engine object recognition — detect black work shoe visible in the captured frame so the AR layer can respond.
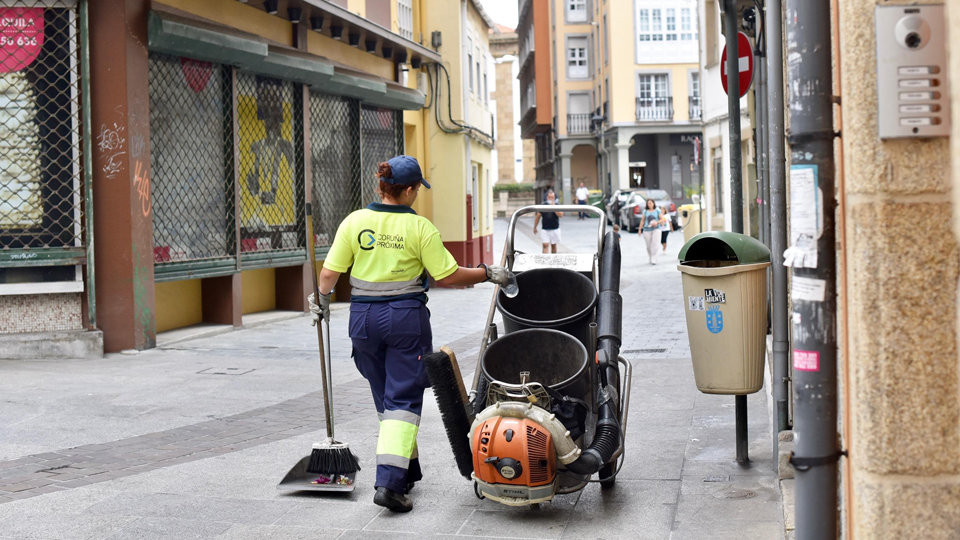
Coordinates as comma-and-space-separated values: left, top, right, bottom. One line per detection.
374, 487, 413, 513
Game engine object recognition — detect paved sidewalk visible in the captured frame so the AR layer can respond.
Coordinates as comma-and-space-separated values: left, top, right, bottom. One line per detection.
0, 216, 782, 539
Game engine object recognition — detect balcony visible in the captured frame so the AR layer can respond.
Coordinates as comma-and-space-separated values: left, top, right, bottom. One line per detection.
567, 113, 591, 135
689, 96, 702, 121
636, 97, 673, 122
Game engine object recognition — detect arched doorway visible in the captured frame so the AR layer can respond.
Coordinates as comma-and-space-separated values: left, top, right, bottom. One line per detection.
571, 144, 598, 189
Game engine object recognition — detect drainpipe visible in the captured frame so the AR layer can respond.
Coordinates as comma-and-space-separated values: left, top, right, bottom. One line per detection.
784, 1, 840, 538
765, 0, 791, 461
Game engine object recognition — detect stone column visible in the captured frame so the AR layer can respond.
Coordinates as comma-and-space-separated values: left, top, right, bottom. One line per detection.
614, 142, 631, 191
557, 151, 572, 203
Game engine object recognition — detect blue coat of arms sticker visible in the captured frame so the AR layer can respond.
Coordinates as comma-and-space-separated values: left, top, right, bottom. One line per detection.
706, 305, 724, 334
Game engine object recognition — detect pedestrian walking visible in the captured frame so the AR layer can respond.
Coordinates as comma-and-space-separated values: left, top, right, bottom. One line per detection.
659, 205, 672, 252
308, 155, 515, 513
640, 198, 661, 264
533, 189, 564, 253
575, 182, 589, 220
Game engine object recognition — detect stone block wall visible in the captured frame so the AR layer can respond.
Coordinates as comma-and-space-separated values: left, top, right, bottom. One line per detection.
839, 0, 960, 536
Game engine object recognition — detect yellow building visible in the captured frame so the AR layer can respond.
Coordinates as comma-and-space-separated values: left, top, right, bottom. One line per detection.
0, 0, 497, 353
418, 0, 497, 266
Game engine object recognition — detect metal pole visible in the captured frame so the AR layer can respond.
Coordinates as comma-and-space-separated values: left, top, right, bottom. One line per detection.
784, 0, 838, 537
755, 60, 766, 245
723, 0, 749, 465
80, 0, 96, 330
766, 0, 790, 449
724, 0, 743, 234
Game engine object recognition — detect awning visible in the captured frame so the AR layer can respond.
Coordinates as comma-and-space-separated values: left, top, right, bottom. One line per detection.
147, 9, 424, 110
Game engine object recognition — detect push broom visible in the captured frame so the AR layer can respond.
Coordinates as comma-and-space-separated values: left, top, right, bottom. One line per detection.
303, 202, 360, 486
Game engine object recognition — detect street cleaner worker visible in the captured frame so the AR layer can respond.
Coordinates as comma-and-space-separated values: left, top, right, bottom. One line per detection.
308, 155, 515, 513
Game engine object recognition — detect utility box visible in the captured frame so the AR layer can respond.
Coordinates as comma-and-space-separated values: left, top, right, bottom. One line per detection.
677, 232, 771, 394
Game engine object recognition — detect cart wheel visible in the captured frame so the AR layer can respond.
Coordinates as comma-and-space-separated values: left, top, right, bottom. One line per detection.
599, 462, 616, 490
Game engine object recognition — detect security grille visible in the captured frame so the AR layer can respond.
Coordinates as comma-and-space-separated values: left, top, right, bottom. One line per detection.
148, 53, 233, 267
359, 106, 401, 206
309, 91, 359, 250
235, 70, 304, 261
0, 5, 82, 255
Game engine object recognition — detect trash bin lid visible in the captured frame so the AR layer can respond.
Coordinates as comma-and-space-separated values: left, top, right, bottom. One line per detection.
679, 231, 771, 264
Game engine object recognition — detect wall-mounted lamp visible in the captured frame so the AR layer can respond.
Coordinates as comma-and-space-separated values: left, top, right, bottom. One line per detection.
287, 7, 302, 23
263, 0, 278, 15
309, 15, 324, 31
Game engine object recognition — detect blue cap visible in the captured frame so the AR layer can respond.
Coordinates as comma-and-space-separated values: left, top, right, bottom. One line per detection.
385, 155, 431, 189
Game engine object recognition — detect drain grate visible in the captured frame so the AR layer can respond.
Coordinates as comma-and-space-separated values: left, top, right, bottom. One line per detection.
197, 367, 256, 376
622, 348, 667, 354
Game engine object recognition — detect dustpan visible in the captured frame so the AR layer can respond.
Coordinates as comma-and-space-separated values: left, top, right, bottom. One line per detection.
277, 455, 357, 493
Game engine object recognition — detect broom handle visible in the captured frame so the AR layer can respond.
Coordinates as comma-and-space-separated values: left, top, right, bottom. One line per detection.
306, 203, 334, 440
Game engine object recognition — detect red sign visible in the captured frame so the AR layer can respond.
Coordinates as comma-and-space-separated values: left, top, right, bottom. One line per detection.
0, 8, 44, 73
721, 31, 753, 98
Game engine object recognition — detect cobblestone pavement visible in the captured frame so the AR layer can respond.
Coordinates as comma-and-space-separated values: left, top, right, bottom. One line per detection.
0, 215, 783, 539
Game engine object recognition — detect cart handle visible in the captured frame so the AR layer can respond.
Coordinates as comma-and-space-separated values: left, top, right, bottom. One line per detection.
505, 205, 605, 268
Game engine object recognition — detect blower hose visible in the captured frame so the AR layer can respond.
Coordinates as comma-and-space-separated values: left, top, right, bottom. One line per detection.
563, 384, 621, 475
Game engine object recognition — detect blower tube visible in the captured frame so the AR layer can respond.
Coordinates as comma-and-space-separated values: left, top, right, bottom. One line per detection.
563, 382, 621, 475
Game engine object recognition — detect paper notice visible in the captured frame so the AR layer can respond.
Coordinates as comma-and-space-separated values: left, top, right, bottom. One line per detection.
791, 276, 826, 302
785, 165, 820, 268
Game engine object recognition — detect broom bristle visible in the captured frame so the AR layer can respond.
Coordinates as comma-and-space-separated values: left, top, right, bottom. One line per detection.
307, 445, 361, 474
423, 350, 475, 479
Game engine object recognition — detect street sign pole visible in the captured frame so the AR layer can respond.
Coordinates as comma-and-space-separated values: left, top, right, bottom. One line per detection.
722, 0, 748, 466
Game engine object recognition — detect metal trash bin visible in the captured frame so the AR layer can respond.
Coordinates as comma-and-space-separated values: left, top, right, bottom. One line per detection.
677, 232, 771, 394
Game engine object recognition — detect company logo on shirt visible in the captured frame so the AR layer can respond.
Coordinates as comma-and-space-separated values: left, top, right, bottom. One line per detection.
357, 229, 405, 251
358, 229, 376, 250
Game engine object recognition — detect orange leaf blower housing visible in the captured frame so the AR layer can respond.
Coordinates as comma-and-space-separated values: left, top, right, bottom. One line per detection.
472, 416, 556, 487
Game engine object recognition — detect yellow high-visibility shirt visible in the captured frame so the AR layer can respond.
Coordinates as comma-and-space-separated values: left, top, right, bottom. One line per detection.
324, 203, 458, 302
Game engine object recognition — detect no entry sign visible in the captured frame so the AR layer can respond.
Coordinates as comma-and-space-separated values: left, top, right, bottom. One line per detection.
721, 31, 753, 98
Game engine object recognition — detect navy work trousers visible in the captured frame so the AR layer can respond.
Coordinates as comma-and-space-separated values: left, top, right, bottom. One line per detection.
349, 298, 432, 493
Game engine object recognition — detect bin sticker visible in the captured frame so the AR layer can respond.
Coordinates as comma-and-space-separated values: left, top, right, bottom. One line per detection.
793, 350, 820, 372
706, 305, 724, 334
704, 288, 726, 304
688, 296, 705, 311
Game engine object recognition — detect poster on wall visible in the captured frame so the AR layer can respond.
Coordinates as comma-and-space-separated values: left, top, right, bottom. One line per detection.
0, 7, 44, 229
237, 76, 295, 250
0, 8, 44, 73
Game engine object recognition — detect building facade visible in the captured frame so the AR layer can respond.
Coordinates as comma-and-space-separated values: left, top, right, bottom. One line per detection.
490, 23, 535, 185
0, 0, 495, 355
517, 0, 703, 205
697, 0, 755, 233
517, 0, 555, 197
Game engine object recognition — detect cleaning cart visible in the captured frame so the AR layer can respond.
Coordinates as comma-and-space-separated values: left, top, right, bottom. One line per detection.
426, 205, 632, 507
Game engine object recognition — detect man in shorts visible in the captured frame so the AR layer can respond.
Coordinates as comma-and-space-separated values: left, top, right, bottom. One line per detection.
532, 189, 564, 253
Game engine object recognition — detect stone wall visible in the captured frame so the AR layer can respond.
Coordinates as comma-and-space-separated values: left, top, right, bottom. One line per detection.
839, 0, 960, 536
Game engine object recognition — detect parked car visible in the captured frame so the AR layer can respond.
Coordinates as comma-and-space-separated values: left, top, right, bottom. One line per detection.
617, 189, 674, 232
603, 188, 638, 225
